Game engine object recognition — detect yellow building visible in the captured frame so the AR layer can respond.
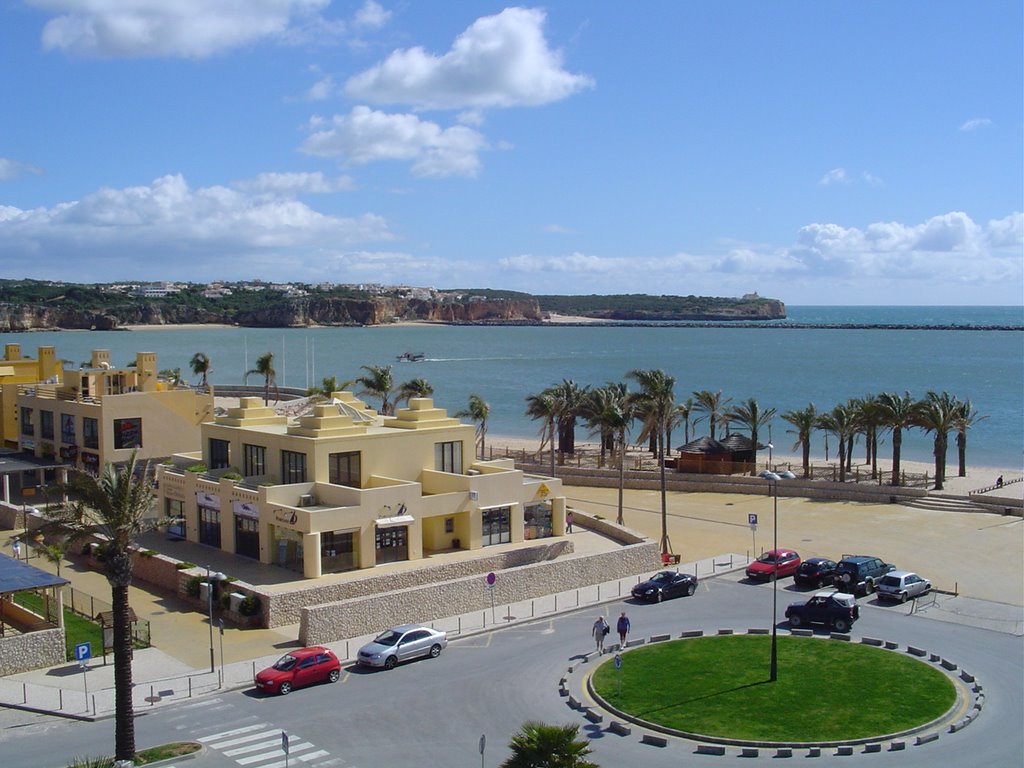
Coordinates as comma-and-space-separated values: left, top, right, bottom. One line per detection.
16, 349, 214, 474
156, 394, 566, 579
0, 344, 63, 449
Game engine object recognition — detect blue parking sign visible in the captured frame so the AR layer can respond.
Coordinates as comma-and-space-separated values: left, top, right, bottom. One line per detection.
74, 642, 91, 662
748, 513, 758, 526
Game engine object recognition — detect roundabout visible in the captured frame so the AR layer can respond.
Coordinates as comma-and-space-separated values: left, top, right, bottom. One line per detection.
566, 626, 985, 758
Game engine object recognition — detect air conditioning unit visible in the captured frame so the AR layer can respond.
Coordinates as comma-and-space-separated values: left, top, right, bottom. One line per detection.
298, 493, 315, 507
468, 490, 479, 501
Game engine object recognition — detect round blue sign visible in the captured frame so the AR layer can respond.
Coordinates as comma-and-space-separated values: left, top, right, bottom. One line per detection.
486, 572, 496, 586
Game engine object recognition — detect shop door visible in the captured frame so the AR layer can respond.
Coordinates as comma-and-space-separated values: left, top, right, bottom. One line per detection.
375, 526, 408, 564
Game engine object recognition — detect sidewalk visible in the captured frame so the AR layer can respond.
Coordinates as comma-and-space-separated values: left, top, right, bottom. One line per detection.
0, 552, 752, 721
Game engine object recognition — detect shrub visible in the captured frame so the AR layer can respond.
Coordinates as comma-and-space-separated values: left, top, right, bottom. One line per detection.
184, 576, 202, 598
175, 561, 197, 570
219, 592, 231, 610
138, 549, 157, 558
221, 471, 243, 481
238, 595, 261, 617
185, 463, 207, 473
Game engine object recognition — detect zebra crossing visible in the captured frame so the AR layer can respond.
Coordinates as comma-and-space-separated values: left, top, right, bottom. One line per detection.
161, 698, 347, 768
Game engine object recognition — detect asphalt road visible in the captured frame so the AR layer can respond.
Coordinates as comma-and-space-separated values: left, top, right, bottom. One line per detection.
2, 574, 1021, 768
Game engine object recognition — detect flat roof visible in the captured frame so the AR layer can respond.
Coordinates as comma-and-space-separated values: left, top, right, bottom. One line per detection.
0, 553, 69, 595
0, 448, 61, 475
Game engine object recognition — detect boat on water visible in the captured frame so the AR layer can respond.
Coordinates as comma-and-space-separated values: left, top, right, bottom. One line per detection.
396, 351, 425, 362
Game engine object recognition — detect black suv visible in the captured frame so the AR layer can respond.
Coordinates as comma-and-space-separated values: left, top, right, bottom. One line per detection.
785, 591, 860, 632
833, 555, 895, 595
794, 557, 837, 589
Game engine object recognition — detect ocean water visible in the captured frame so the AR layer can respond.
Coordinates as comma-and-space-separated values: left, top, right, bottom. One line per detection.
4, 306, 1022, 469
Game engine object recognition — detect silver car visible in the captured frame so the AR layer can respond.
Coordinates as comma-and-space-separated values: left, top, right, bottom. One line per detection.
357, 624, 448, 669
876, 570, 932, 603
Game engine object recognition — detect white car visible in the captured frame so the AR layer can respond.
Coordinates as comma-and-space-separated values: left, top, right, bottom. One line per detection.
876, 571, 932, 603
357, 624, 448, 669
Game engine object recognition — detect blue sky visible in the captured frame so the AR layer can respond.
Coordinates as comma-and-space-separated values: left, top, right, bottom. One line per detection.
0, 1, 1021, 305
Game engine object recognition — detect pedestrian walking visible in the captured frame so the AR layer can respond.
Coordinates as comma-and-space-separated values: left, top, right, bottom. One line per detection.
592, 615, 609, 654
12, 539, 22, 559
565, 510, 574, 533
617, 611, 631, 647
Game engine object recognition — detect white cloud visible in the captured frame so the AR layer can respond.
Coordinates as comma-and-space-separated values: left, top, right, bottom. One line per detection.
819, 168, 848, 186
31, 0, 332, 58
959, 117, 992, 132
345, 6, 593, 109
0, 173, 391, 281
861, 171, 884, 186
352, 0, 390, 31
235, 171, 355, 194
307, 75, 335, 101
301, 106, 487, 177
543, 223, 575, 234
0, 157, 43, 181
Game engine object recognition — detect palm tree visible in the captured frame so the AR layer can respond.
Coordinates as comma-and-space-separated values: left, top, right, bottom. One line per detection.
953, 399, 986, 478
244, 352, 278, 406
816, 403, 856, 482
628, 368, 676, 556
876, 391, 916, 486
670, 397, 695, 447
500, 722, 598, 768
396, 377, 434, 407
692, 389, 732, 440
189, 352, 212, 388
550, 379, 587, 461
456, 394, 491, 459
355, 364, 396, 415
158, 367, 181, 386
781, 404, 817, 478
852, 394, 884, 479
915, 390, 960, 490
35, 453, 160, 764
525, 390, 558, 478
580, 384, 626, 468
725, 397, 777, 475
306, 375, 355, 401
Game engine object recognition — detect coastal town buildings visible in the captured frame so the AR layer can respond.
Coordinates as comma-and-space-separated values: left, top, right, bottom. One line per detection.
0, 344, 64, 449
156, 394, 566, 579
14, 348, 213, 478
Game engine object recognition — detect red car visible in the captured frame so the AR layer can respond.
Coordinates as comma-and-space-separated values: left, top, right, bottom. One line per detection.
746, 549, 802, 581
255, 647, 341, 695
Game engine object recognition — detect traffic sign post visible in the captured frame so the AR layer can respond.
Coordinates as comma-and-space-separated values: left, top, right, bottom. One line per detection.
479, 734, 486, 768
486, 572, 496, 624
282, 731, 289, 768
614, 653, 622, 698
75, 643, 91, 710
748, 513, 758, 553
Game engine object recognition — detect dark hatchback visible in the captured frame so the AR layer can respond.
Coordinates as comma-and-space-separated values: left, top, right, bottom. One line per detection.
631, 570, 698, 602
793, 557, 838, 589
785, 591, 860, 633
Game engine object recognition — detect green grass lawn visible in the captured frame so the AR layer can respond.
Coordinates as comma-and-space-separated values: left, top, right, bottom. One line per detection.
591, 635, 956, 742
14, 591, 103, 661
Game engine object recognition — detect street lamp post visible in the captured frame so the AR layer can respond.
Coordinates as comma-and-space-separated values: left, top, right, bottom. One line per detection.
764, 472, 781, 682
218, 618, 226, 688
205, 566, 225, 674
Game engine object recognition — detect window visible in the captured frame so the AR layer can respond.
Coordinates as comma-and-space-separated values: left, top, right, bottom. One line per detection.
83, 417, 99, 449
199, 505, 221, 548
524, 502, 552, 540
20, 408, 33, 436
113, 418, 142, 449
375, 525, 408, 564
61, 414, 76, 444
40, 410, 54, 440
434, 441, 463, 473
321, 530, 358, 573
281, 450, 307, 484
165, 498, 185, 539
482, 506, 511, 546
243, 444, 266, 477
209, 439, 230, 470
329, 451, 361, 487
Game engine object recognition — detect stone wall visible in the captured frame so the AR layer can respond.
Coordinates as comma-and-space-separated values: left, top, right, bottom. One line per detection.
0, 628, 66, 675
264, 539, 573, 628
299, 540, 660, 645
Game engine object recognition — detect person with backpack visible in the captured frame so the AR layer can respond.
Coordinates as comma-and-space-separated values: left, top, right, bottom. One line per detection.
592, 615, 609, 653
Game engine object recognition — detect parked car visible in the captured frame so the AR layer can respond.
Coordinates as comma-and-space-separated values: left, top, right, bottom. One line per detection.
631, 570, 698, 602
745, 549, 802, 581
254, 646, 341, 695
876, 571, 932, 603
793, 557, 838, 589
357, 624, 448, 669
833, 555, 896, 595
785, 590, 860, 632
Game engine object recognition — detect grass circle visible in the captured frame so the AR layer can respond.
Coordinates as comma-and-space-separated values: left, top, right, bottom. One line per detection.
591, 635, 957, 742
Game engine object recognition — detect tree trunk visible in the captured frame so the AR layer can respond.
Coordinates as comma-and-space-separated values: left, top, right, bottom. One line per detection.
616, 429, 625, 526
658, 429, 669, 556
891, 428, 902, 486
957, 430, 967, 477
838, 439, 847, 483
933, 435, 945, 490
802, 440, 810, 478
111, 577, 136, 762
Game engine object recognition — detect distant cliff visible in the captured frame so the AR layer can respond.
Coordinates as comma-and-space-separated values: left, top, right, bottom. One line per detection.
0, 296, 543, 331
587, 298, 786, 321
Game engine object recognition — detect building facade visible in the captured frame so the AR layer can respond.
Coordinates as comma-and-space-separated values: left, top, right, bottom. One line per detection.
16, 349, 214, 473
0, 344, 64, 449
156, 394, 566, 579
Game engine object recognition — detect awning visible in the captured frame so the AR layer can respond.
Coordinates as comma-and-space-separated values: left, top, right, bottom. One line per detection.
375, 515, 414, 528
